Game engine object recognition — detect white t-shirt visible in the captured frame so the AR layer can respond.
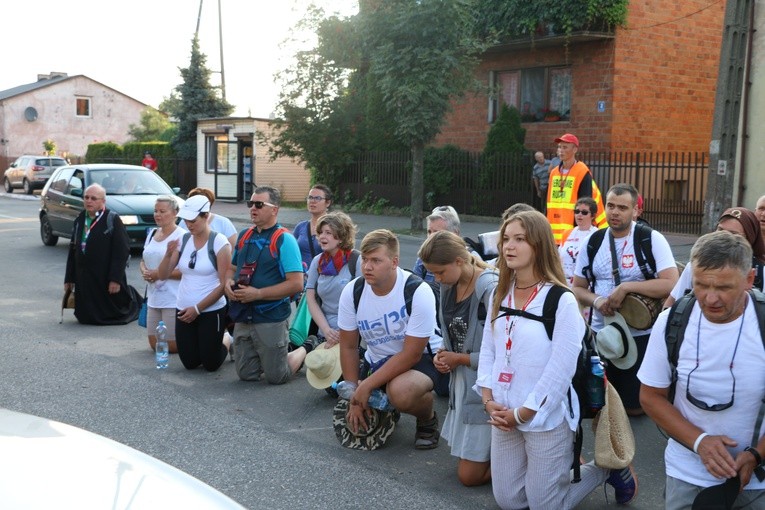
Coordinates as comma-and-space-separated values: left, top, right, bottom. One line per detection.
142, 226, 187, 309
670, 261, 765, 301
638, 300, 765, 488
559, 226, 596, 283
337, 268, 438, 365
573, 223, 676, 335
475, 284, 584, 432
176, 232, 229, 312
208, 214, 237, 245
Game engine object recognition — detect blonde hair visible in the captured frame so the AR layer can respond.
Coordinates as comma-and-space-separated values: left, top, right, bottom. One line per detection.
360, 229, 399, 258
316, 211, 357, 251
491, 211, 568, 322
155, 195, 179, 212
418, 230, 490, 270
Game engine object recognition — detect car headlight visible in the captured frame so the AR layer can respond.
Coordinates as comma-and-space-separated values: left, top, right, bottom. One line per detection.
120, 215, 139, 225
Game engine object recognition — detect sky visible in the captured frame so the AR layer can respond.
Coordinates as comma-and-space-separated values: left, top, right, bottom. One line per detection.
3, 0, 357, 118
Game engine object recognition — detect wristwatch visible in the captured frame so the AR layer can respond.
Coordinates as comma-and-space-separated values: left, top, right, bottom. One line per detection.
745, 446, 763, 467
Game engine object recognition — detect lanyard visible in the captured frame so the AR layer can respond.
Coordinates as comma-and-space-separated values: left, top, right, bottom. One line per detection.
505, 283, 542, 355
81, 210, 104, 252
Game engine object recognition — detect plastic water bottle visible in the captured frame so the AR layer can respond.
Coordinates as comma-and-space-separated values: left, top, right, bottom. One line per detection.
588, 355, 605, 411
155, 321, 169, 370
333, 381, 357, 400
331, 381, 394, 411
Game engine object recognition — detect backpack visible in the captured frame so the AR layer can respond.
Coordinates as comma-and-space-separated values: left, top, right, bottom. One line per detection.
235, 226, 289, 277
494, 284, 599, 483
665, 289, 765, 404
582, 223, 657, 288
179, 230, 220, 270
352, 272, 424, 317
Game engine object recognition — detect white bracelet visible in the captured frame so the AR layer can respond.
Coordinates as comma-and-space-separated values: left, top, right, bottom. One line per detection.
593, 296, 603, 308
693, 432, 709, 453
513, 407, 526, 425
194, 304, 201, 315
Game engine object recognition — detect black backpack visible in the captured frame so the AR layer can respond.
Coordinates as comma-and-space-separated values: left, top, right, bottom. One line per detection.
582, 223, 657, 288
494, 284, 599, 483
352, 272, 425, 317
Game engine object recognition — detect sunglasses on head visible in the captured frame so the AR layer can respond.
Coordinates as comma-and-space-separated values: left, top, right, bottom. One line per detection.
246, 200, 276, 209
574, 209, 591, 215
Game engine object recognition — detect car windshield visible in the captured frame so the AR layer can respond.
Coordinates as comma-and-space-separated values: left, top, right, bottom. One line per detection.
91, 170, 173, 196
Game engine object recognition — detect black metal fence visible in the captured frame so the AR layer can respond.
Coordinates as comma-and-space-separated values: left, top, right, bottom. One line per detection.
339, 151, 708, 235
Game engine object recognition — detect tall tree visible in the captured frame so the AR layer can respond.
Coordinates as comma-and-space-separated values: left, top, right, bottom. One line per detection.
361, 0, 484, 230
171, 36, 233, 159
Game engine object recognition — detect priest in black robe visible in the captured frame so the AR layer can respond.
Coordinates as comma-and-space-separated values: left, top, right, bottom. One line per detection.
64, 184, 141, 325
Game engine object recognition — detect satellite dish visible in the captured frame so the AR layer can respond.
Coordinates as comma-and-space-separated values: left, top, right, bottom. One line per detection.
24, 107, 38, 122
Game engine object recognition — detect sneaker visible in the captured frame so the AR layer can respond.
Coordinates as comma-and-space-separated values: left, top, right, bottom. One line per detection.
414, 412, 440, 450
606, 464, 638, 505
303, 335, 318, 353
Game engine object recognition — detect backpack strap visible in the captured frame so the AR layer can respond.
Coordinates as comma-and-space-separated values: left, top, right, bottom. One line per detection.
583, 229, 606, 289
665, 293, 697, 404
348, 249, 361, 279
493, 284, 567, 340
207, 230, 218, 270
180, 232, 191, 258
633, 222, 657, 280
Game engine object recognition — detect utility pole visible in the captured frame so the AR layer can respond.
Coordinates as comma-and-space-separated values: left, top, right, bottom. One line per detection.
218, 0, 226, 101
704, 0, 753, 233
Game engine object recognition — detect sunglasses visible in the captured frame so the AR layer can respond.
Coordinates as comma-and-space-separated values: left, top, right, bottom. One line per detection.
188, 250, 197, 270
306, 195, 326, 202
574, 209, 591, 215
246, 200, 276, 209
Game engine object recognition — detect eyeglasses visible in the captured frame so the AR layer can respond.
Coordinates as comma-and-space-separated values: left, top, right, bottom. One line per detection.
433, 205, 453, 213
574, 209, 591, 215
246, 200, 276, 209
306, 195, 326, 202
84, 195, 103, 201
188, 250, 197, 269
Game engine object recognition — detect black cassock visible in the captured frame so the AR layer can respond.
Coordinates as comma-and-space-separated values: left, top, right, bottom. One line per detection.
65, 209, 142, 325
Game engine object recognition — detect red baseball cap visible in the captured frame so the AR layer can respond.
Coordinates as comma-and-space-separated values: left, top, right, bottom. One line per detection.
554, 133, 579, 147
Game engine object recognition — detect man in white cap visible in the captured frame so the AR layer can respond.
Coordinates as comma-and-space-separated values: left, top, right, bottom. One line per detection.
639, 230, 765, 508
546, 133, 607, 244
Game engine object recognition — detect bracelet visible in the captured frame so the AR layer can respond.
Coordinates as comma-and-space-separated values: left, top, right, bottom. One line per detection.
483, 398, 494, 412
746, 446, 763, 467
194, 304, 200, 315
593, 296, 603, 308
693, 432, 709, 453
513, 407, 527, 424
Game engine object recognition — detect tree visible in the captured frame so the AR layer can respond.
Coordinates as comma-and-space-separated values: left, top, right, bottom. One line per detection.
361, 0, 485, 231
483, 104, 526, 155
171, 36, 233, 159
128, 108, 174, 142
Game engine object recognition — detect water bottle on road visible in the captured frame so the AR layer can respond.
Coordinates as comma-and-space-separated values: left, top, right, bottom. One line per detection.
156, 321, 169, 370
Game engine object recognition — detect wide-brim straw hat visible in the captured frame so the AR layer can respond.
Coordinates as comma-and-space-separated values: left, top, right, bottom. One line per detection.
594, 382, 635, 469
305, 344, 343, 389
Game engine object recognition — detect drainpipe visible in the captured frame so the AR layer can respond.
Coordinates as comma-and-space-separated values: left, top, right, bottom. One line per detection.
736, 0, 756, 206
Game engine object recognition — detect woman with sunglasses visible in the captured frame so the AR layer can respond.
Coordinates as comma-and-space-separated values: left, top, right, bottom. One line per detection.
558, 197, 598, 285
157, 195, 232, 372
665, 206, 765, 308
419, 230, 497, 487
293, 184, 332, 271
477, 211, 635, 508
140, 196, 186, 353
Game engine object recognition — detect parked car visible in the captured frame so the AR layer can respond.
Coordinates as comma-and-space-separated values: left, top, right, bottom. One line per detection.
0, 407, 245, 509
39, 164, 183, 248
4, 155, 68, 194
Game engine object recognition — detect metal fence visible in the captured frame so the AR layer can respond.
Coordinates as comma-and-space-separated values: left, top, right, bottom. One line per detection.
339, 150, 709, 235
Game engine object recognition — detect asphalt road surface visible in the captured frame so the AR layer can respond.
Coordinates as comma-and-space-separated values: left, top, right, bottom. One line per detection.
0, 195, 669, 509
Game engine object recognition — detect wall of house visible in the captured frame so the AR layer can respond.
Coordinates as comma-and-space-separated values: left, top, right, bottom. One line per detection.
434, 0, 724, 156
611, 0, 724, 152
0, 76, 145, 158
253, 120, 311, 202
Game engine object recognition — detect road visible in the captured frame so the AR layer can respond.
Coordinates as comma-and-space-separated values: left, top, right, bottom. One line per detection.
0, 194, 670, 509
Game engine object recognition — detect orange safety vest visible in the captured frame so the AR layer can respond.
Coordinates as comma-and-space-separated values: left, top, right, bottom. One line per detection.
546, 161, 606, 244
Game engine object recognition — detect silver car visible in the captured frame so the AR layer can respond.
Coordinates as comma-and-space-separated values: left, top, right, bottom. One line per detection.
4, 155, 68, 194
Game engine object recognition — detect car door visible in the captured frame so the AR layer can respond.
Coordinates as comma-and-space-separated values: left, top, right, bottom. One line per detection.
8, 157, 26, 185
58, 169, 86, 234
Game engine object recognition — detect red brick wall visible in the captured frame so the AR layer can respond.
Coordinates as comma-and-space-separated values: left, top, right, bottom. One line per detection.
434, 1, 724, 154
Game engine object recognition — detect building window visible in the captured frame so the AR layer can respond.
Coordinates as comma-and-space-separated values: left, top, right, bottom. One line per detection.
491, 67, 571, 123
76, 97, 91, 117
205, 135, 237, 174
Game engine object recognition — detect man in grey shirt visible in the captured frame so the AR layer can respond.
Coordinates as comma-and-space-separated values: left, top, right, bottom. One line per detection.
532, 151, 551, 213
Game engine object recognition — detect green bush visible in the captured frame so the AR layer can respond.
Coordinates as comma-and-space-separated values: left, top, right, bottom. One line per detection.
85, 142, 123, 163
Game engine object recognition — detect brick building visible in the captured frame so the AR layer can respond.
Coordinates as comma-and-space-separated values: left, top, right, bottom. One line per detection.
434, 0, 725, 154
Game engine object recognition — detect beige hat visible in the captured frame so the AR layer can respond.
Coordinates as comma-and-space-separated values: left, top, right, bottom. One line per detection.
60, 288, 75, 323
596, 312, 638, 370
305, 344, 343, 389
594, 382, 635, 469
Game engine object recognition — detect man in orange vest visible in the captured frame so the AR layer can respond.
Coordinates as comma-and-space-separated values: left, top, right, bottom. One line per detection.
546, 133, 607, 245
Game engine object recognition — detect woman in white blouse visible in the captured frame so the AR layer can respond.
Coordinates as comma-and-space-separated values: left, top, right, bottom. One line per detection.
476, 210, 634, 509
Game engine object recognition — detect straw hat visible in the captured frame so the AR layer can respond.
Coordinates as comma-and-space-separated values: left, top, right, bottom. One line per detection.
305, 344, 343, 389
332, 399, 396, 451
596, 312, 638, 370
60, 288, 75, 323
594, 382, 635, 469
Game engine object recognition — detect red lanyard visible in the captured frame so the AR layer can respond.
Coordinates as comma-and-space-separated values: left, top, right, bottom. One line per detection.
505, 283, 541, 353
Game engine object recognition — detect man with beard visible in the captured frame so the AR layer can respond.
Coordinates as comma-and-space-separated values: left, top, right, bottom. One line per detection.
571, 183, 678, 415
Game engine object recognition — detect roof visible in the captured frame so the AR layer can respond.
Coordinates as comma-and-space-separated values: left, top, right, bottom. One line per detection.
0, 74, 149, 107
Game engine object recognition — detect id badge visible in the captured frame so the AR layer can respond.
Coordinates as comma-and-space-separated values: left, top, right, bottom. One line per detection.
497, 363, 514, 388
